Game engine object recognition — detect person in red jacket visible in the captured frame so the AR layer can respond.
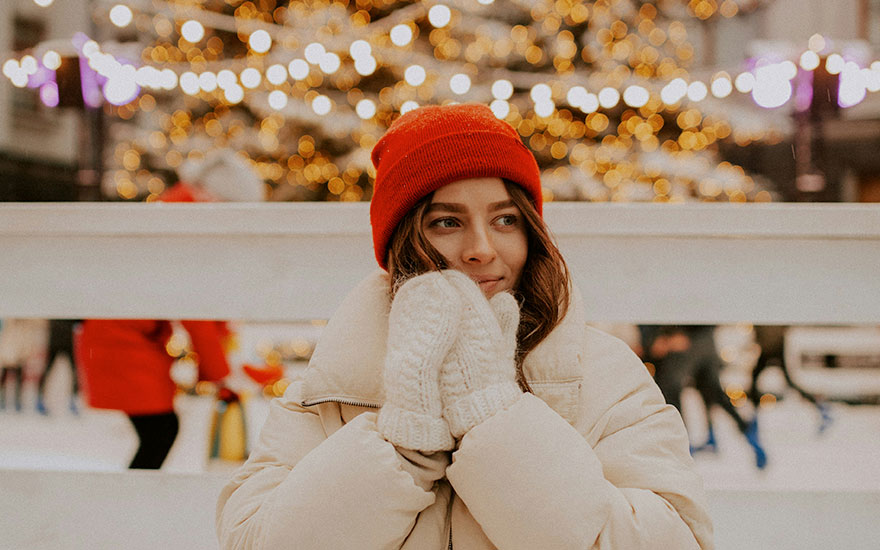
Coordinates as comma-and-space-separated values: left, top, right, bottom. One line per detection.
77, 151, 264, 469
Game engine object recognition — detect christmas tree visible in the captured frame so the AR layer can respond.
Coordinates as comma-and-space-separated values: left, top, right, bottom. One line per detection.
55, 0, 781, 202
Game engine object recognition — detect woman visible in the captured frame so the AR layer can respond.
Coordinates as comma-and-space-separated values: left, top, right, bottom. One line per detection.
216, 104, 713, 549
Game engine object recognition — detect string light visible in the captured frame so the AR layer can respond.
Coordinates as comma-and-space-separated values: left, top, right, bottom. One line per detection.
248, 30, 272, 54
356, 99, 376, 119
390, 24, 414, 47
109, 5, 133, 28
181, 20, 205, 43
449, 73, 471, 94
428, 5, 452, 28
404, 65, 426, 86
492, 79, 513, 100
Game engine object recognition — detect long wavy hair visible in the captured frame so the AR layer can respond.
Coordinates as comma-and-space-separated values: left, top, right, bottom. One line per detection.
386, 180, 571, 392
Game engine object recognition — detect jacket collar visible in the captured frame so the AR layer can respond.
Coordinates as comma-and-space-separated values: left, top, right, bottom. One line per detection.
301, 270, 584, 421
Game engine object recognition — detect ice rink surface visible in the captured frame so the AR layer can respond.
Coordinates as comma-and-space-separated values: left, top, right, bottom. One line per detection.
1, 359, 879, 494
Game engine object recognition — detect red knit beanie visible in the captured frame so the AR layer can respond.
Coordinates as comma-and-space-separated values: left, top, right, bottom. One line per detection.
370, 103, 543, 269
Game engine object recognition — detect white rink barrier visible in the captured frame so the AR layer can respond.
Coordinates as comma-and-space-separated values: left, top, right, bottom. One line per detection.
1, 202, 880, 549
1, 469, 879, 550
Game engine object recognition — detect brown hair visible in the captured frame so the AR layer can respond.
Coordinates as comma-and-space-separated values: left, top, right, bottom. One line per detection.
386, 180, 571, 392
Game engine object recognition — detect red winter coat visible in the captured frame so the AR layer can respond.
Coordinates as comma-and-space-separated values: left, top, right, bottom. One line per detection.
76, 320, 231, 415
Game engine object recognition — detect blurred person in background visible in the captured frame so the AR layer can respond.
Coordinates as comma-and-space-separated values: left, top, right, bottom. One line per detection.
36, 319, 81, 415
76, 151, 264, 469
750, 325, 832, 434
639, 325, 767, 470
0, 319, 48, 413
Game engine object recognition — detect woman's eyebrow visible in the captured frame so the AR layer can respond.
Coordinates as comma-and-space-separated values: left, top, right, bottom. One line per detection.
426, 202, 465, 213
489, 199, 517, 211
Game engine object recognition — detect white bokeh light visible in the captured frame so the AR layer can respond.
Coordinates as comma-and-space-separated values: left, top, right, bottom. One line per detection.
217, 70, 237, 89
711, 77, 733, 98
623, 85, 649, 107
598, 87, 620, 108
734, 72, 756, 93
449, 73, 471, 95
492, 79, 513, 100
566, 85, 588, 107
825, 54, 845, 75
268, 90, 288, 110
103, 76, 138, 105
534, 100, 555, 117
304, 43, 326, 64
319, 52, 341, 74
530, 83, 552, 103
160, 69, 177, 90
400, 100, 419, 114
33, 0, 55, 6
390, 24, 414, 47
240, 67, 262, 89
686, 81, 708, 102
312, 94, 331, 115
356, 99, 377, 119
109, 5, 133, 27
752, 77, 792, 108
198, 71, 218, 92
800, 50, 820, 71
180, 71, 200, 95
404, 65, 426, 86
20, 56, 38, 75
428, 5, 451, 28
249, 30, 272, 53
288, 59, 309, 80
839, 64, 867, 107
355, 56, 377, 76
581, 93, 599, 113
350, 40, 371, 59
224, 84, 244, 104
490, 99, 509, 119
864, 68, 880, 93
42, 50, 61, 71
266, 64, 287, 85
181, 20, 205, 43
660, 78, 687, 105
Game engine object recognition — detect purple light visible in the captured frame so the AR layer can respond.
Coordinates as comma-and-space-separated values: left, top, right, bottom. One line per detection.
27, 65, 54, 89
40, 81, 60, 107
79, 56, 102, 108
794, 71, 814, 112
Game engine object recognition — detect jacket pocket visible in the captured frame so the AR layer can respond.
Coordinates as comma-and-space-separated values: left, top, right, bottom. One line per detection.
529, 378, 582, 425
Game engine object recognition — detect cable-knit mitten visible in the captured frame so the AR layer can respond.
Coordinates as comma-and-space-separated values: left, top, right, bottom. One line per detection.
377, 271, 461, 452
440, 271, 523, 439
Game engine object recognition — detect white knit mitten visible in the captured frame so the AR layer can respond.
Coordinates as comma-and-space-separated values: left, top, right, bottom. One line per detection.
377, 272, 460, 452
440, 271, 523, 439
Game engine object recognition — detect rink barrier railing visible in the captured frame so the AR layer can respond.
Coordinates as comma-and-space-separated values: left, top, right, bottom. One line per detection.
1, 202, 880, 550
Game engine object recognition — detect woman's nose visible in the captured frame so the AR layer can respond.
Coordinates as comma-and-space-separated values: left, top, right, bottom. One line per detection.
462, 226, 496, 263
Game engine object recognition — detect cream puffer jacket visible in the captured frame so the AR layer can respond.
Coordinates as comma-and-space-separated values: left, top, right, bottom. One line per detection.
216, 271, 713, 549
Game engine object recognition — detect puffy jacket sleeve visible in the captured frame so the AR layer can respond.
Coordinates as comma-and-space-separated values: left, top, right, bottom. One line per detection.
216, 382, 441, 549
180, 320, 231, 382
445, 330, 713, 550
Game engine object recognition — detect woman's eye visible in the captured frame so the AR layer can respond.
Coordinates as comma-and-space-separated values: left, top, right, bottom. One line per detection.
431, 217, 459, 229
496, 214, 518, 226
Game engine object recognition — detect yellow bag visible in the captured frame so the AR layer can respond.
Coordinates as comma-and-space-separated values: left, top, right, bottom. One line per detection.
208, 399, 248, 461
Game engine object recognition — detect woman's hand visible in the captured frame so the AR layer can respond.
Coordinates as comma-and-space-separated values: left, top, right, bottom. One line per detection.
377, 271, 461, 452
439, 271, 523, 439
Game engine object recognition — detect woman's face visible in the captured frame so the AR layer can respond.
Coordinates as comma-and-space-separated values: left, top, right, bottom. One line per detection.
422, 177, 528, 297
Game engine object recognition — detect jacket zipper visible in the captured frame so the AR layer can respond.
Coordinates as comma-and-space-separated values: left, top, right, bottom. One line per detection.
448, 527, 453, 550
300, 397, 380, 409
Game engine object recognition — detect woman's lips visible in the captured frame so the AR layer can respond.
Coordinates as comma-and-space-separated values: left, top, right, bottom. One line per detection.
476, 278, 501, 293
